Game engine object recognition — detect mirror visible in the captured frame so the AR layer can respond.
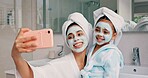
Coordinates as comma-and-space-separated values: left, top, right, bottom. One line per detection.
132, 0, 148, 31
37, 0, 100, 33
123, 0, 148, 32
37, 0, 148, 32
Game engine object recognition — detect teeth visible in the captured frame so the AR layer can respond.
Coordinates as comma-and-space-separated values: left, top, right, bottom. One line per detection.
75, 43, 82, 46
73, 42, 83, 48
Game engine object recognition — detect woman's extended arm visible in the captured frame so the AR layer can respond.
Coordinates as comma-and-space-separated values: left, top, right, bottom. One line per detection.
11, 28, 37, 78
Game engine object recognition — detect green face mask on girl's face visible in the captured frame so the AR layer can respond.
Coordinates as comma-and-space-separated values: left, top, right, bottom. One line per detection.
94, 22, 113, 45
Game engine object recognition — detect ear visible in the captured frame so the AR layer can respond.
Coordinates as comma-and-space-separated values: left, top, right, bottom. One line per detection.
112, 32, 117, 40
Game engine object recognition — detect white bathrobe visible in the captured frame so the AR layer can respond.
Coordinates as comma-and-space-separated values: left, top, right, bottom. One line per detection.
15, 52, 80, 78
81, 44, 124, 78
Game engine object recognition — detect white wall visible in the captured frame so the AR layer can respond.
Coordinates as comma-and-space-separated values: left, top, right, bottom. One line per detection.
0, 27, 16, 78
22, 0, 37, 30
118, 32, 148, 66
0, 27, 33, 78
117, 0, 132, 20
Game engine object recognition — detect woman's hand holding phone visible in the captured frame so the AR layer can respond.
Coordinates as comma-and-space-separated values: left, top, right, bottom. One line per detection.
11, 28, 38, 78
12, 28, 37, 54
12, 28, 54, 54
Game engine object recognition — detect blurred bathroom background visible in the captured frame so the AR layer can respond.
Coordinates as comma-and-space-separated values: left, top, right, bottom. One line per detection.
0, 0, 148, 78
36, 0, 100, 33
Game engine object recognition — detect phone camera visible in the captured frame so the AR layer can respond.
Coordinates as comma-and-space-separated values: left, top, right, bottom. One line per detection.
48, 31, 50, 34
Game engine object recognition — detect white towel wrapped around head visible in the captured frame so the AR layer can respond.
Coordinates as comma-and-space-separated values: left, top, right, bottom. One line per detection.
62, 12, 93, 51
93, 7, 125, 46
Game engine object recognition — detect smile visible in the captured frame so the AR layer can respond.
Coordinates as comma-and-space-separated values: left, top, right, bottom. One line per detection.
96, 36, 105, 42
73, 42, 83, 49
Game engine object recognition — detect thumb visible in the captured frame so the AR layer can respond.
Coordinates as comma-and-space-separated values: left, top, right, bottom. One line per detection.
17, 28, 32, 38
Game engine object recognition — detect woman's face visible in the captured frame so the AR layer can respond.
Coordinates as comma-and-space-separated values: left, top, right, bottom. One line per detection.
94, 19, 116, 45
66, 25, 88, 53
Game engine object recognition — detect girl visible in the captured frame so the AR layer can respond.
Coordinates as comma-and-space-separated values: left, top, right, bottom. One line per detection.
81, 7, 124, 78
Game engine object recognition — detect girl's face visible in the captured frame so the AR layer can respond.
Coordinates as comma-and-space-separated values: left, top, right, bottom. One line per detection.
66, 25, 88, 53
94, 19, 116, 45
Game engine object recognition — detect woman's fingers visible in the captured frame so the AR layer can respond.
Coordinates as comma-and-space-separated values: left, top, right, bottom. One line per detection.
16, 28, 35, 43
15, 41, 37, 52
17, 48, 36, 53
16, 42, 36, 48
13, 28, 38, 53
17, 28, 31, 38
14, 35, 37, 53
16, 36, 36, 43
16, 41, 37, 48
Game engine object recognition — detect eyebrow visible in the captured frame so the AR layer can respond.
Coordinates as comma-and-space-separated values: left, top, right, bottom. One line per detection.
67, 30, 83, 36
77, 30, 83, 33
96, 26, 100, 28
68, 33, 73, 36
103, 28, 109, 31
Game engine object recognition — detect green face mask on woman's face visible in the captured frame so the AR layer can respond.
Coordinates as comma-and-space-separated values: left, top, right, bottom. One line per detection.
67, 25, 88, 53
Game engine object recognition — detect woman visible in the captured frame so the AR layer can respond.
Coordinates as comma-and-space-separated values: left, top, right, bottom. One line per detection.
11, 12, 92, 78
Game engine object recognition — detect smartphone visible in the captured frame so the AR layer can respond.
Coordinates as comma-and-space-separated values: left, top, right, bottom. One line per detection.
24, 29, 54, 48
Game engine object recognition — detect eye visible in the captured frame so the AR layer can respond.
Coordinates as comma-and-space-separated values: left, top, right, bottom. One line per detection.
67, 34, 74, 40
77, 32, 84, 37
95, 27, 100, 32
76, 30, 84, 37
103, 29, 110, 34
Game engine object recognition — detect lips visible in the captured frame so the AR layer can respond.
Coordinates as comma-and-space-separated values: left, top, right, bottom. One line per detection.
73, 42, 83, 49
96, 36, 105, 43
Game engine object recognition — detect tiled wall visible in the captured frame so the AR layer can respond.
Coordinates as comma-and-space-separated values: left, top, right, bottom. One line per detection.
0, 27, 33, 78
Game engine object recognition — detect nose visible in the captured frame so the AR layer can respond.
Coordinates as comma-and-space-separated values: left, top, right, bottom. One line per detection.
74, 39, 79, 42
74, 37, 79, 42
98, 32, 104, 37
96, 33, 103, 38
74, 40, 77, 42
